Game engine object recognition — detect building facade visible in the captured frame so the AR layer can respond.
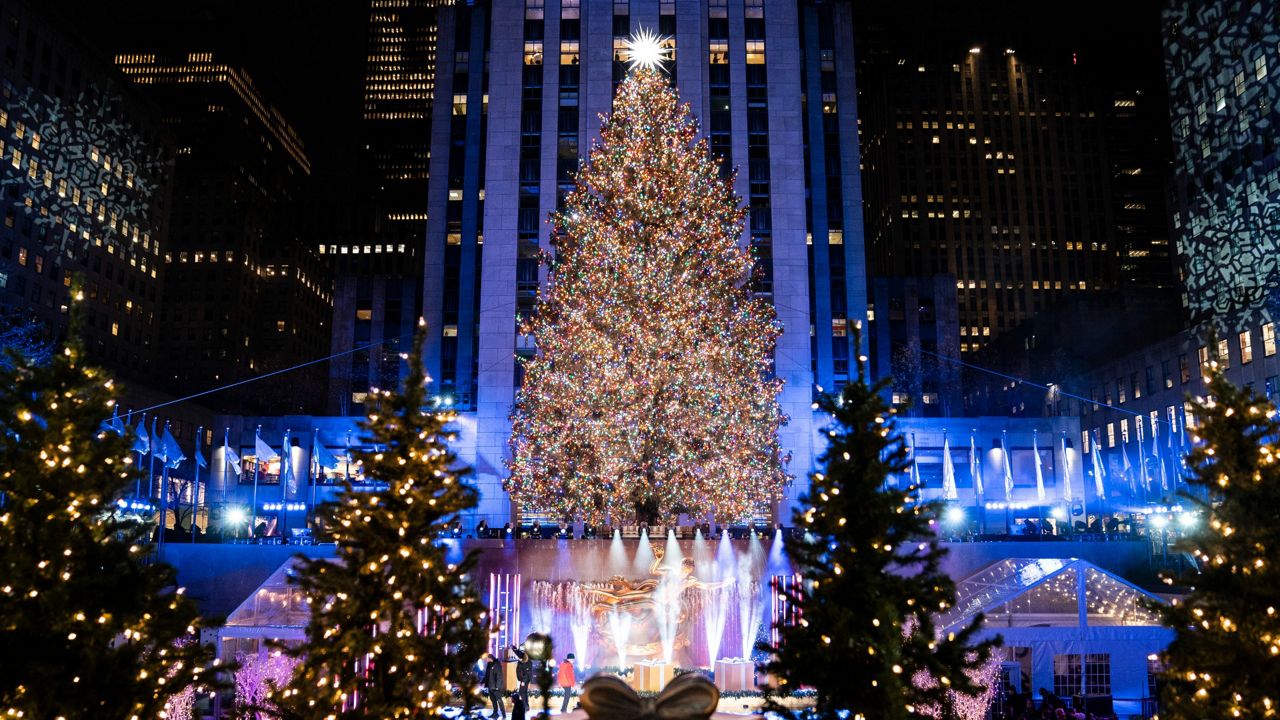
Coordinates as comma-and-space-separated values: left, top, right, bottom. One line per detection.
0, 0, 172, 378
868, 275, 963, 416
1162, 0, 1280, 332
114, 52, 333, 414
418, 0, 868, 524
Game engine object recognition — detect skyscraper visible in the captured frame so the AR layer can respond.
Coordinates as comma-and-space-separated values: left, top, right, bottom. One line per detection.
115, 52, 333, 414
0, 0, 172, 379
421, 0, 867, 524
327, 0, 442, 415
859, 46, 1119, 355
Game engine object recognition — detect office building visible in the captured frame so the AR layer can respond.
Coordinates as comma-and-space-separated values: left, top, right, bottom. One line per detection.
115, 52, 333, 414
327, 0, 440, 414
0, 0, 172, 378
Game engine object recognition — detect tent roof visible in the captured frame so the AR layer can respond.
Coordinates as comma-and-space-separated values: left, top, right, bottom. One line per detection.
936, 557, 1164, 632
225, 556, 312, 629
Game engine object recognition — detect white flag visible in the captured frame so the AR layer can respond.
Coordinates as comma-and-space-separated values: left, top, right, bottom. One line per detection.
941, 436, 958, 500
1060, 434, 1074, 502
1033, 431, 1046, 502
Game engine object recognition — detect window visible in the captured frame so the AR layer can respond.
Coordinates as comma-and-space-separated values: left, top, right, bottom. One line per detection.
1217, 338, 1230, 369
745, 41, 765, 65
111, 322, 119, 336
1162, 360, 1173, 389
276, 320, 286, 332
1265, 323, 1277, 357
1268, 376, 1278, 401
1180, 354, 1191, 384
1235, 71, 1247, 96
1198, 345, 1209, 368
1121, 419, 1129, 443
1258, 55, 1269, 81
355, 309, 372, 321
1240, 330, 1254, 364
1131, 372, 1142, 400
1106, 423, 1115, 448
1084, 654, 1111, 694
1054, 654, 1083, 697
1117, 379, 1126, 404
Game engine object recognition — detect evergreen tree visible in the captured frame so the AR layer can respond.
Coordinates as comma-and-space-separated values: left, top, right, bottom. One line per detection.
277, 320, 487, 719
1155, 369, 1280, 717
0, 299, 215, 718
507, 48, 788, 526
761, 348, 996, 720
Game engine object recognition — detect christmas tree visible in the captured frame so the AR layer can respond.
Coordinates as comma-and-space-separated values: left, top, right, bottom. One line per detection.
507, 34, 788, 526
0, 297, 215, 718
276, 320, 487, 719
761, 347, 995, 720
1154, 369, 1280, 718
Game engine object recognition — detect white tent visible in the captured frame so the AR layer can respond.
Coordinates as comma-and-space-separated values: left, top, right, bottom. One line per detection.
218, 557, 311, 660
937, 558, 1174, 718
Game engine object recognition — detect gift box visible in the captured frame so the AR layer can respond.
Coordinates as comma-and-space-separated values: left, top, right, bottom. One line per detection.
714, 658, 756, 692
631, 660, 674, 692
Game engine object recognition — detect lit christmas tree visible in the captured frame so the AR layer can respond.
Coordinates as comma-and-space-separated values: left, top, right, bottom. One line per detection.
760, 347, 995, 720
276, 320, 487, 719
1154, 369, 1280, 718
507, 32, 789, 526
0, 298, 215, 718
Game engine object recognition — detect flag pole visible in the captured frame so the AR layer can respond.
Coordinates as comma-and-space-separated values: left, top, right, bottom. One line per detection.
149, 416, 158, 534
280, 429, 290, 540
192, 426, 202, 543
252, 425, 262, 538
132, 410, 142, 499
222, 427, 230, 507
309, 429, 319, 532
159, 420, 171, 552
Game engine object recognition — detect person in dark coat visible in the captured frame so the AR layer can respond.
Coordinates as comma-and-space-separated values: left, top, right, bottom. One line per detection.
483, 653, 506, 719
509, 690, 526, 720
511, 644, 531, 704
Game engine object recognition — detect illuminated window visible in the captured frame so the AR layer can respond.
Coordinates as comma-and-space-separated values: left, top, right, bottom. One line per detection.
352, 392, 368, 404
1198, 345, 1209, 368
1240, 330, 1254, 364
1106, 423, 1115, 448
1235, 71, 1246, 96
1120, 419, 1129, 443
1264, 323, 1277, 357
709, 41, 728, 65
524, 41, 543, 65
443, 325, 458, 337
525, 0, 544, 20
1256, 55, 1269, 81
745, 41, 765, 65
276, 320, 286, 332
560, 0, 579, 19
356, 309, 373, 321
452, 94, 467, 115
111, 323, 119, 336
560, 41, 579, 65
1215, 87, 1226, 111
17, 248, 26, 266
828, 230, 843, 245
1217, 338, 1230, 369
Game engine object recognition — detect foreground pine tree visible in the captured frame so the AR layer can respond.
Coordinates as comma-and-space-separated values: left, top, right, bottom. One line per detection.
277, 321, 487, 719
507, 54, 788, 526
0, 302, 214, 718
761, 349, 995, 720
1155, 370, 1280, 718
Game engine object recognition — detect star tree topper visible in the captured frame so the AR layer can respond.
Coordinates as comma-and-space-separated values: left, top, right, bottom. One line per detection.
623, 27, 671, 71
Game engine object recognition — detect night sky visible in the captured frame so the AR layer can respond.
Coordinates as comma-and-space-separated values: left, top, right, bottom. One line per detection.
48, 0, 1170, 180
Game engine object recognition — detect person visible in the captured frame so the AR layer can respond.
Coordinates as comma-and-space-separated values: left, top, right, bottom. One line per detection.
511, 644, 531, 704
557, 653, 577, 713
484, 652, 507, 719
509, 690, 526, 720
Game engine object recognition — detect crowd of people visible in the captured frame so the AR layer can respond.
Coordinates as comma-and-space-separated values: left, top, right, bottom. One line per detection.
481, 646, 579, 719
